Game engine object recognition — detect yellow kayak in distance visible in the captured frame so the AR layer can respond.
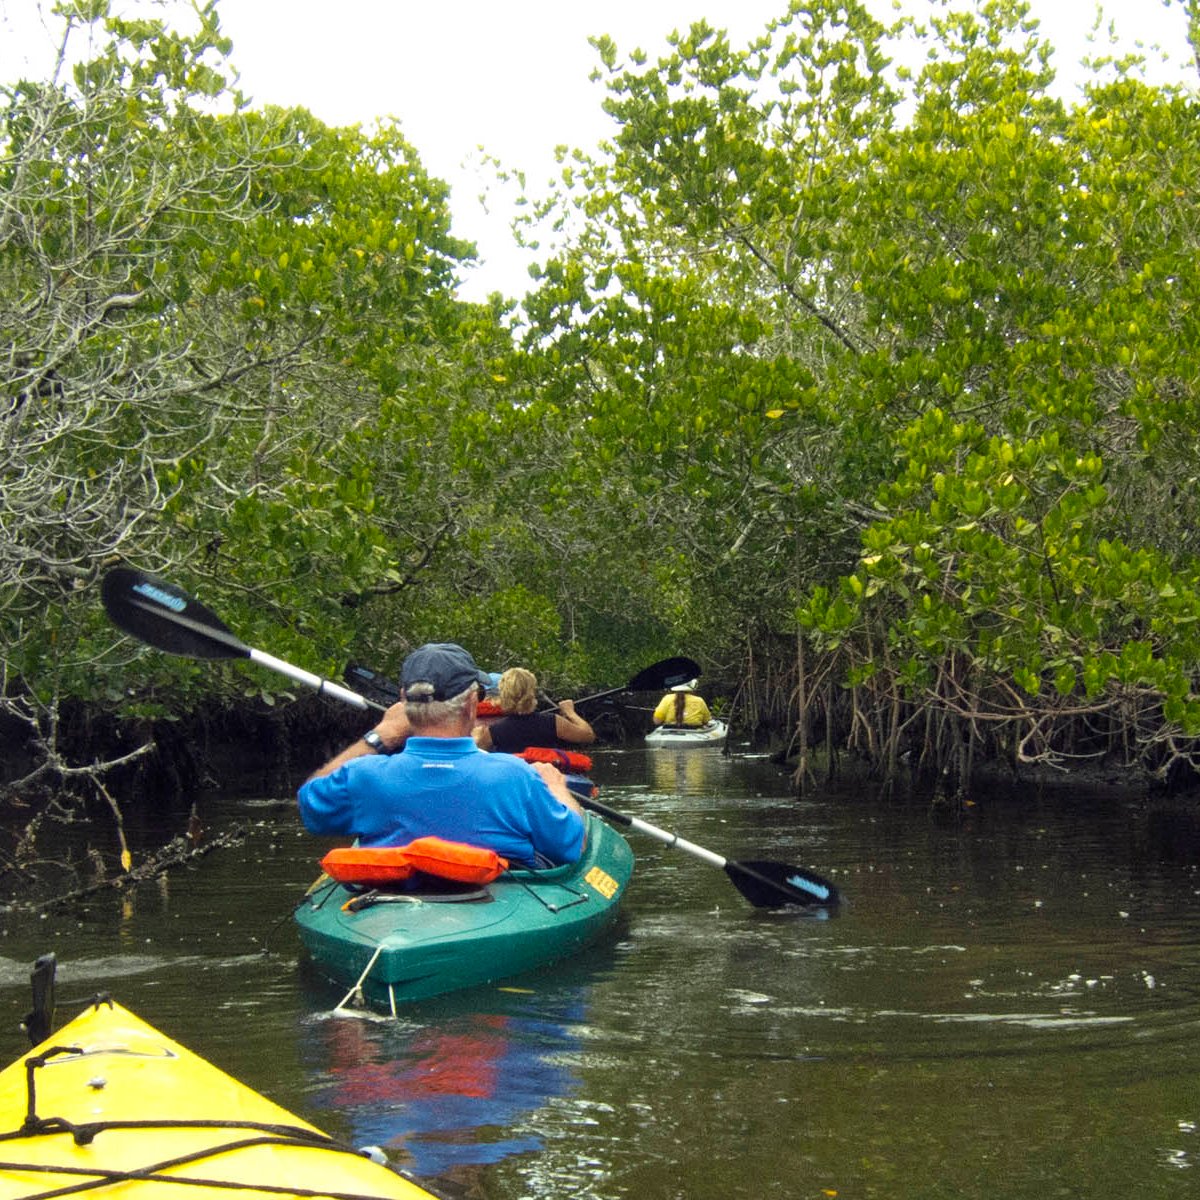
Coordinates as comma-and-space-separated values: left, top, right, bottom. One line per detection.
0, 998, 439, 1200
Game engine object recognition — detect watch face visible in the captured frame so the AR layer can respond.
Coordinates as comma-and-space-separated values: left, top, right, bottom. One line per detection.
362, 731, 384, 751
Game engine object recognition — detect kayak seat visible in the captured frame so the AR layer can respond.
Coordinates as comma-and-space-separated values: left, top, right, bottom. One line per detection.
343, 880, 494, 911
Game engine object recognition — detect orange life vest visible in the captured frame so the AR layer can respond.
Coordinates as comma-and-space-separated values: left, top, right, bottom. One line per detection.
516, 746, 593, 773
320, 837, 509, 886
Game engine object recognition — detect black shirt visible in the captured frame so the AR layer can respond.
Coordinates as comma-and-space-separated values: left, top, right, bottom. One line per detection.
488, 711, 559, 753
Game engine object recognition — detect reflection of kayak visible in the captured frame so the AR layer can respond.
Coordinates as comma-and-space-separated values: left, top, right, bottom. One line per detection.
305, 987, 588, 1177
645, 719, 729, 747
294, 813, 634, 1011
0, 998, 437, 1200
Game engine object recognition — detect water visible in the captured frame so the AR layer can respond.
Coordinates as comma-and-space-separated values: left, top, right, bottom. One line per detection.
2, 746, 1199, 1198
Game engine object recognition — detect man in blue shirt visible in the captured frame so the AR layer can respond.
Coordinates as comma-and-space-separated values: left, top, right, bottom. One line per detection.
298, 643, 585, 867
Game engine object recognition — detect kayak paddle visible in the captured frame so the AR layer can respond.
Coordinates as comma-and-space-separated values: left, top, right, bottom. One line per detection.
101, 568, 373, 711
581, 795, 838, 908
345, 655, 702, 713
344, 662, 400, 707
574, 656, 701, 707
102, 569, 839, 909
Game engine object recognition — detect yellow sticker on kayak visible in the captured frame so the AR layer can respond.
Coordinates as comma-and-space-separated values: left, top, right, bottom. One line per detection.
584, 866, 619, 899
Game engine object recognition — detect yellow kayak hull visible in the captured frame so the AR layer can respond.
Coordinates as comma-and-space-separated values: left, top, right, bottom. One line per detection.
0, 1000, 436, 1200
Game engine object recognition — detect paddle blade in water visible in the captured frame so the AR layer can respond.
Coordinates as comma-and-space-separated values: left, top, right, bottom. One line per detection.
102, 568, 250, 660
725, 858, 840, 908
23, 953, 56, 1047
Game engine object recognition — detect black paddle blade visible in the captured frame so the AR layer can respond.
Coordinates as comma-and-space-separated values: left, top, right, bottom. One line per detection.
344, 662, 401, 706
627, 656, 701, 692
725, 858, 840, 908
101, 568, 250, 660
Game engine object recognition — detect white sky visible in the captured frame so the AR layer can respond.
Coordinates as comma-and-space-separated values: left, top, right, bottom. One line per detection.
1, 1, 1194, 301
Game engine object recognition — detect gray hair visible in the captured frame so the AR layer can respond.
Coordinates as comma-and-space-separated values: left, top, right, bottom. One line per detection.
404, 681, 476, 730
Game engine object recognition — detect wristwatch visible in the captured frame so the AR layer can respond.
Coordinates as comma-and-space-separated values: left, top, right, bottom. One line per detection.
361, 730, 386, 753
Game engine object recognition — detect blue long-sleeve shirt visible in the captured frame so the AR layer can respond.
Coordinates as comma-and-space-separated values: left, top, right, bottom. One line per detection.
297, 736, 584, 867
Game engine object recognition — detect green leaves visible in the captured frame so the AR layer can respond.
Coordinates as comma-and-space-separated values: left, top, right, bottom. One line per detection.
0, 0, 492, 717
10, 0, 1200, 789
514, 0, 1200, 777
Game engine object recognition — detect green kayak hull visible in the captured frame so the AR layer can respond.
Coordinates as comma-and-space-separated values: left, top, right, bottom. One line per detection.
294, 814, 634, 1009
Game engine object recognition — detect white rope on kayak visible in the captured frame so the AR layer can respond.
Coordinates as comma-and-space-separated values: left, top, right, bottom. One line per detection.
332, 942, 405, 1017
333, 944, 386, 1014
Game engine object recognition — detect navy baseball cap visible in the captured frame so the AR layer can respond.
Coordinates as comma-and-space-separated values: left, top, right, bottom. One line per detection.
400, 643, 490, 701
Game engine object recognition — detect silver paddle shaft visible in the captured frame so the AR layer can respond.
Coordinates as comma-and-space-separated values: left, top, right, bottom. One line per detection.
249, 649, 375, 711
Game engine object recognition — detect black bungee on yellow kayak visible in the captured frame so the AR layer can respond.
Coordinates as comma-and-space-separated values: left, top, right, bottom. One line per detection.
0, 979, 439, 1200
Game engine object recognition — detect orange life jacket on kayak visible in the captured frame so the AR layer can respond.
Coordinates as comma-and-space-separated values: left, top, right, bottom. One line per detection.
516, 746, 593, 773
320, 837, 509, 886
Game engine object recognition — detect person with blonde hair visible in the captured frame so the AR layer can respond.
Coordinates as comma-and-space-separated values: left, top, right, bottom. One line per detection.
474, 667, 596, 753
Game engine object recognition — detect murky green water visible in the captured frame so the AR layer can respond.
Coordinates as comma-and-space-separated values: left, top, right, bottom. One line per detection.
2, 746, 1199, 1198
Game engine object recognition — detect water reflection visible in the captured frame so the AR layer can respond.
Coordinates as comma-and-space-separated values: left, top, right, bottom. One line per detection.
298, 971, 598, 1179
644, 744, 733, 798
4, 761, 1200, 1200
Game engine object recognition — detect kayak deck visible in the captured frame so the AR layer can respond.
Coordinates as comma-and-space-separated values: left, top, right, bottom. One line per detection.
645, 719, 728, 747
294, 813, 634, 1011
0, 1000, 437, 1200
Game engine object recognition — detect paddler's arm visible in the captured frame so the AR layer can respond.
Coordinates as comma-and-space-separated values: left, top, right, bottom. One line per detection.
530, 761, 584, 819
303, 700, 411, 781
553, 698, 595, 745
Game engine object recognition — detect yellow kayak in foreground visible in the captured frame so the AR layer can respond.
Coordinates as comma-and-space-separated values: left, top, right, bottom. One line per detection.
0, 999, 438, 1200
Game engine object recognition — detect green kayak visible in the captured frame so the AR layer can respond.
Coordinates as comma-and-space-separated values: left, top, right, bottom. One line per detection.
294, 814, 633, 1011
